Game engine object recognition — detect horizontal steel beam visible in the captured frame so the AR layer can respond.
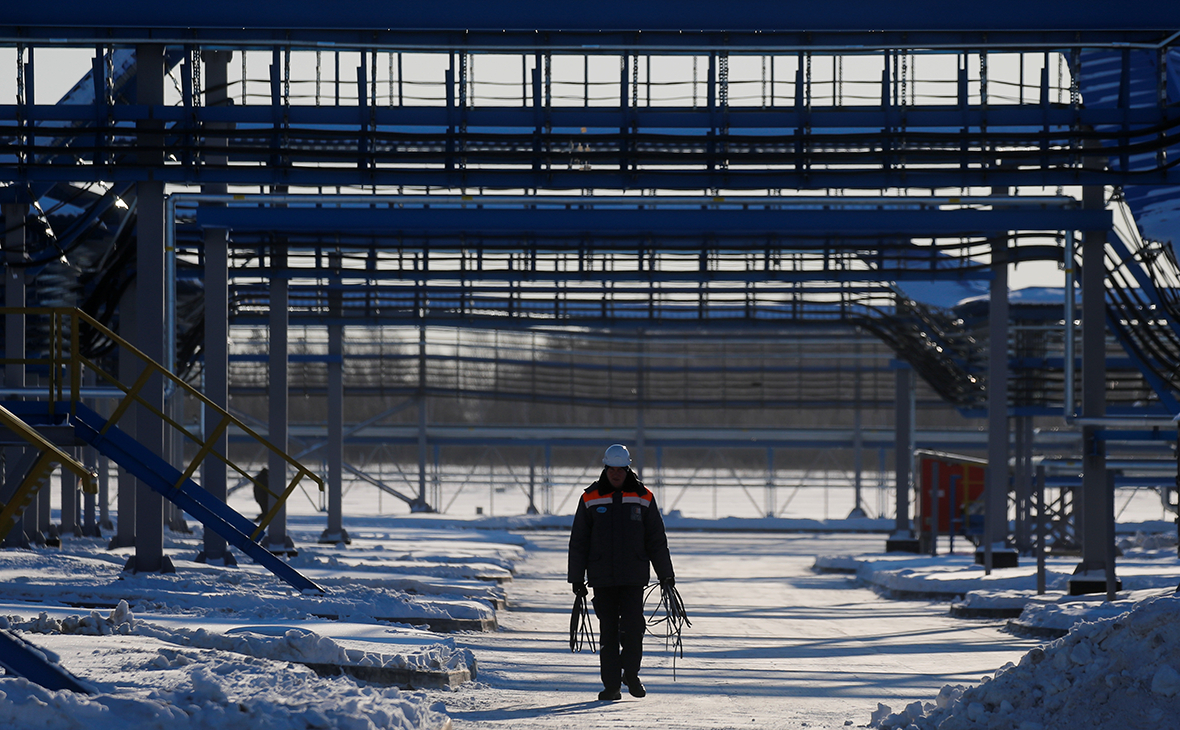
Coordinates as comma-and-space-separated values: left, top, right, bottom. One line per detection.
222, 422, 1088, 451
2, 3, 1179, 47
196, 206, 1111, 236
7, 164, 1172, 191
4, 103, 1173, 129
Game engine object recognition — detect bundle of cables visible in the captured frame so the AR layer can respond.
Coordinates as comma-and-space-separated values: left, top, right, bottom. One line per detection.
644, 579, 692, 679
569, 590, 596, 653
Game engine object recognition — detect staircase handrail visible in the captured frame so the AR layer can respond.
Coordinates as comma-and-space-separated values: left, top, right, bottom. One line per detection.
0, 403, 97, 493
1, 306, 322, 541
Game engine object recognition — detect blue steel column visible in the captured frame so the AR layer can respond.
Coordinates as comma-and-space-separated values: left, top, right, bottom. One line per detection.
129, 43, 170, 574
2, 203, 33, 548
981, 236, 1015, 572
319, 256, 348, 543
1071, 185, 1118, 594
198, 50, 234, 565
266, 242, 294, 552
886, 362, 918, 552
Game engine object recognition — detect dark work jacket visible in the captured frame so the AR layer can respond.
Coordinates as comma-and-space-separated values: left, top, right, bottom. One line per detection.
567, 468, 674, 588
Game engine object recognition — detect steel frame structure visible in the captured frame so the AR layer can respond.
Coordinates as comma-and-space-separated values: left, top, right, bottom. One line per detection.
2, 7, 1179, 583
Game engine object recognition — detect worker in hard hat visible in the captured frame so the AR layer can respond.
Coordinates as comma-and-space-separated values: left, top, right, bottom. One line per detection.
568, 443, 675, 701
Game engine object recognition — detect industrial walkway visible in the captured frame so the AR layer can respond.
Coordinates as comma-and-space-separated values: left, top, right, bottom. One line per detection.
436, 531, 1039, 730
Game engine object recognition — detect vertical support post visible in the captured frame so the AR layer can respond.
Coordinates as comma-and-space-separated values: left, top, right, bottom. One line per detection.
949, 474, 959, 554
543, 443, 552, 515
635, 333, 645, 481
930, 460, 940, 556
1014, 416, 1034, 554
81, 371, 98, 537
413, 323, 431, 512
266, 240, 294, 553
1064, 230, 1076, 417
1071, 184, 1118, 595
981, 230, 1015, 572
765, 447, 775, 518
38, 460, 51, 539
96, 391, 113, 531
850, 340, 866, 518
320, 255, 348, 542
109, 281, 137, 550
886, 362, 918, 552
1036, 464, 1047, 594
128, 43, 171, 574
527, 449, 538, 515
58, 464, 78, 539
655, 445, 664, 506
2, 203, 33, 548
197, 50, 234, 565
98, 452, 111, 530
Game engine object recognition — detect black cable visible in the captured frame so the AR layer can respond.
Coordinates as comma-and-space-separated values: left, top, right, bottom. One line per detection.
644, 581, 691, 681
569, 593, 596, 654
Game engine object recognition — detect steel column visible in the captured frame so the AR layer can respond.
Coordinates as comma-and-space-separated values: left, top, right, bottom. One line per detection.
1072, 183, 1118, 594
2, 203, 32, 547
109, 281, 136, 549
886, 362, 918, 551
198, 50, 233, 565
983, 234, 1012, 573
413, 324, 431, 512
635, 333, 646, 481
266, 241, 294, 552
129, 43, 169, 574
850, 343, 866, 518
320, 261, 348, 542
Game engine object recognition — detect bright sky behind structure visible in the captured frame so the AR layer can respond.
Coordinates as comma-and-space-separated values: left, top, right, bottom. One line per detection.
2, 46, 1145, 296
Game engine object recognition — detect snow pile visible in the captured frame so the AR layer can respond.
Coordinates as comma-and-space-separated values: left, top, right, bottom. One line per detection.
2, 601, 476, 675
1118, 530, 1178, 553
0, 601, 135, 636
0, 662, 452, 730
870, 594, 1180, 730
0, 601, 454, 730
1013, 589, 1174, 634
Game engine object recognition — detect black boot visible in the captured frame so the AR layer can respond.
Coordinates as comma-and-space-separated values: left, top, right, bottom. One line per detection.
623, 674, 646, 698
598, 687, 622, 701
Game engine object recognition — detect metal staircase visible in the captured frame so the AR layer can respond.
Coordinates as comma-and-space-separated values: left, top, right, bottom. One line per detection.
0, 307, 324, 593
0, 403, 96, 544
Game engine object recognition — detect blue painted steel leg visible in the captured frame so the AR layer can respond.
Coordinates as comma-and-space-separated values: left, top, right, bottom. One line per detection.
0, 629, 93, 694
67, 403, 322, 593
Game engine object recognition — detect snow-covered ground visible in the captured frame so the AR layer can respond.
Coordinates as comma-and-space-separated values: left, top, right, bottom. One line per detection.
0, 516, 523, 729
1, 479, 1177, 729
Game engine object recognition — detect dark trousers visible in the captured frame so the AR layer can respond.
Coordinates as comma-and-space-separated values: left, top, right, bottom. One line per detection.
591, 585, 646, 689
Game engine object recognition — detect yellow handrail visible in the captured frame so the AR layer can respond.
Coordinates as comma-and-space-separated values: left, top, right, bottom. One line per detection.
0, 404, 97, 493
0, 307, 323, 536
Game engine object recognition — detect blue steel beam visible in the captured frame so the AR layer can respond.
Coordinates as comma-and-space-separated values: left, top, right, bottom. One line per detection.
1, 3, 1178, 46
195, 206, 1111, 236
0, 630, 93, 694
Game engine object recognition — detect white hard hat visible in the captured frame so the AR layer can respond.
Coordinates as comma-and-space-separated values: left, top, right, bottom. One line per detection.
603, 444, 631, 467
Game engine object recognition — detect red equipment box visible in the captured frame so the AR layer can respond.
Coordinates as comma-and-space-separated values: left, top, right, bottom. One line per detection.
916, 450, 986, 535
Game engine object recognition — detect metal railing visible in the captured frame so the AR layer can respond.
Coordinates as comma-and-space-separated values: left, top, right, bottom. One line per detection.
2, 307, 323, 540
